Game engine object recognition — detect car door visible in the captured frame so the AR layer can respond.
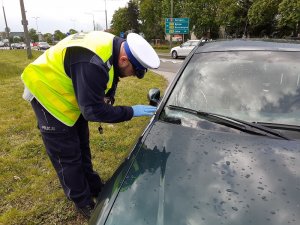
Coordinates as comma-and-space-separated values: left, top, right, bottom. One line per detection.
178, 41, 191, 57
184, 41, 199, 56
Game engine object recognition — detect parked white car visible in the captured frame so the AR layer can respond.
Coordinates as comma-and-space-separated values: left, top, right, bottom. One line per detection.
170, 40, 201, 59
37, 42, 50, 50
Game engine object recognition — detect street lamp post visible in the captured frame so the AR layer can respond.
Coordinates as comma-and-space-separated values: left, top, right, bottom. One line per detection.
85, 12, 95, 31
104, 0, 107, 30
170, 0, 174, 49
32, 16, 40, 33
2, 1, 11, 49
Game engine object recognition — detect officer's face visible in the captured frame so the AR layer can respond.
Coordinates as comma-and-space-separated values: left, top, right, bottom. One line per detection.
119, 43, 137, 78
119, 60, 135, 78
118, 54, 136, 78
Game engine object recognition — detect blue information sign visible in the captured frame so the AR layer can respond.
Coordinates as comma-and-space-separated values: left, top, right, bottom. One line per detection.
165, 18, 190, 34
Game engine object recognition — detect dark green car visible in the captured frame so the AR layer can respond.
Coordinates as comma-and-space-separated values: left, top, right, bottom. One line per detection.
90, 40, 300, 225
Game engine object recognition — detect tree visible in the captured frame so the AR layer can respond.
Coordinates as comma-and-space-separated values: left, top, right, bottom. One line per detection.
69, 29, 78, 34
161, 0, 183, 18
216, 0, 244, 37
13, 36, 21, 43
140, 0, 165, 40
111, 8, 130, 36
183, 0, 220, 38
53, 30, 66, 41
127, 0, 140, 33
278, 0, 300, 36
42, 33, 53, 44
28, 28, 38, 42
216, 0, 255, 37
248, 0, 281, 37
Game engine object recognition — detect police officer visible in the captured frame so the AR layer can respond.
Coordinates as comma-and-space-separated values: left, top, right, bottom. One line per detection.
21, 31, 159, 218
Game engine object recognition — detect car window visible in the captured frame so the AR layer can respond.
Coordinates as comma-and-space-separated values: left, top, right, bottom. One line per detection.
181, 42, 190, 47
164, 51, 300, 126
190, 41, 199, 46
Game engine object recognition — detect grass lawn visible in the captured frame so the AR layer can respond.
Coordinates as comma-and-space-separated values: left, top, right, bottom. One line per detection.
154, 48, 170, 54
0, 50, 167, 225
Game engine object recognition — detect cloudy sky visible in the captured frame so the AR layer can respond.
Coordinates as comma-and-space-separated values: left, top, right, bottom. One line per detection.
1, 0, 129, 34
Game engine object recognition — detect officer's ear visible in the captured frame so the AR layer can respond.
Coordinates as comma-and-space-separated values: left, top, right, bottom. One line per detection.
118, 55, 130, 69
119, 43, 131, 69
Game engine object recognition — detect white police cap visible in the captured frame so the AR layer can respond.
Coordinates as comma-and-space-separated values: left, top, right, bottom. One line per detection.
126, 33, 160, 69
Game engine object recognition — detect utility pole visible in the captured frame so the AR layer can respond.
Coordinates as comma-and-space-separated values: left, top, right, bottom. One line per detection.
19, 0, 32, 59
85, 12, 95, 31
170, 0, 174, 49
104, 0, 107, 30
2, 1, 11, 49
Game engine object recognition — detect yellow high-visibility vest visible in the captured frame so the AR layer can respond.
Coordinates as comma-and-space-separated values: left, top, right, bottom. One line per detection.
21, 31, 115, 126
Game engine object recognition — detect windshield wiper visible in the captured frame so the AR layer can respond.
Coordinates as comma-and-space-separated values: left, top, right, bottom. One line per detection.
254, 122, 300, 132
167, 105, 290, 140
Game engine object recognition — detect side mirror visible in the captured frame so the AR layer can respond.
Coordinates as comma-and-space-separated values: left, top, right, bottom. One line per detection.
148, 88, 160, 106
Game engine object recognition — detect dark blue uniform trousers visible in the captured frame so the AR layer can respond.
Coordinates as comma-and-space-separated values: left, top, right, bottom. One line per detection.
31, 99, 103, 208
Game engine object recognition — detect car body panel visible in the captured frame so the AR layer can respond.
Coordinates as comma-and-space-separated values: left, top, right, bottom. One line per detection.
89, 135, 146, 225
92, 121, 300, 225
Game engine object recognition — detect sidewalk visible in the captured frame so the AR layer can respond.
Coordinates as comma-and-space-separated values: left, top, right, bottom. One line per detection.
150, 69, 176, 84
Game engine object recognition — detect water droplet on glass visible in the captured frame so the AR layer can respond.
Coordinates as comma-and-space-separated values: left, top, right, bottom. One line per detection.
193, 205, 200, 210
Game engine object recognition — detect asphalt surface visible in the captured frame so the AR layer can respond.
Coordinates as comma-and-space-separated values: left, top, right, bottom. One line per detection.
151, 52, 183, 84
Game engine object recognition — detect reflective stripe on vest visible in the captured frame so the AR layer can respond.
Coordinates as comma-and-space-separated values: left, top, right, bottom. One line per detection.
21, 31, 115, 126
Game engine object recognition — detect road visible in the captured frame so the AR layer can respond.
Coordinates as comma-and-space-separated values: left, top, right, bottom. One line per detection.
151, 53, 184, 84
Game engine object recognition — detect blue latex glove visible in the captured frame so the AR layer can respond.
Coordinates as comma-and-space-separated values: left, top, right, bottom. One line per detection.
132, 105, 157, 117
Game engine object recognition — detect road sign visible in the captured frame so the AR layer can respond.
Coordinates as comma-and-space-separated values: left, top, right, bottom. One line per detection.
165, 18, 189, 34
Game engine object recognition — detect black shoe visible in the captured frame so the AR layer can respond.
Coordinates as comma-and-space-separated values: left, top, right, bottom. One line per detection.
76, 202, 95, 219
91, 189, 103, 200
91, 182, 105, 199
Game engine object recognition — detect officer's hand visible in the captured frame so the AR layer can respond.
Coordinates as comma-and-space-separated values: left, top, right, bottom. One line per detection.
132, 105, 157, 117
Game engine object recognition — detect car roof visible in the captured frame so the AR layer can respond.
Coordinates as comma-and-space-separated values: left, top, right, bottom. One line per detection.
196, 39, 300, 53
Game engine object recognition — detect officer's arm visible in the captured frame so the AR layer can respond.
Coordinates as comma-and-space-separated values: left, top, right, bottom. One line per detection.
69, 57, 134, 123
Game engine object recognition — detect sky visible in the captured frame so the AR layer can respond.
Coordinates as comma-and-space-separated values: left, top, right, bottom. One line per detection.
0, 0, 129, 34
